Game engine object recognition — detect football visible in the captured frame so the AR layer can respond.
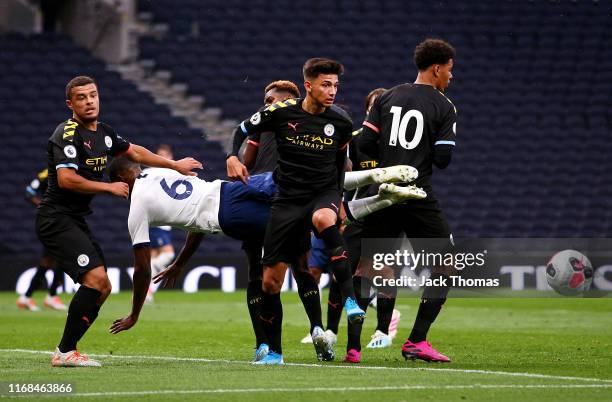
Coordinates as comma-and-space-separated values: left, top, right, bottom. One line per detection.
546, 250, 594, 296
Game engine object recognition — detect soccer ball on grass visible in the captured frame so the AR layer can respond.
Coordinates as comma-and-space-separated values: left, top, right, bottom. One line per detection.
545, 249, 593, 296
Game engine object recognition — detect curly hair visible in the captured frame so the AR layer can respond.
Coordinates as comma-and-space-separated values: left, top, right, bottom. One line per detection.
264, 80, 300, 99
107, 156, 138, 183
413, 39, 456, 71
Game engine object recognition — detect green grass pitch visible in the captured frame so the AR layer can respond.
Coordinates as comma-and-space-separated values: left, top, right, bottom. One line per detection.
0, 290, 611, 401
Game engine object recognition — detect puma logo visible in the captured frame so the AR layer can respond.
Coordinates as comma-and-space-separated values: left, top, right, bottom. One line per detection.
328, 300, 340, 309
81, 316, 91, 326
288, 122, 299, 132
83, 140, 92, 150
259, 315, 275, 325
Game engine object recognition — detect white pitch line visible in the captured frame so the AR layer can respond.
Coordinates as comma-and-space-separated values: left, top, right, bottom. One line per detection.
1, 384, 612, 398
1, 348, 611, 385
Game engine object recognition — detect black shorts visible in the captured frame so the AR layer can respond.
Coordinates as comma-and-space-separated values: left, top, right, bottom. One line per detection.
262, 190, 341, 266
362, 202, 451, 239
35, 213, 106, 282
361, 203, 452, 258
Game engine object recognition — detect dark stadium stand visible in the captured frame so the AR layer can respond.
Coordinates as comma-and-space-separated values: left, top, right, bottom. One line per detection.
0, 32, 233, 255
138, 0, 611, 237
1, 0, 610, 260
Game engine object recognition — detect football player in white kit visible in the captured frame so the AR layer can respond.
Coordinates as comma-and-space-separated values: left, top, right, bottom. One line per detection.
106, 157, 425, 361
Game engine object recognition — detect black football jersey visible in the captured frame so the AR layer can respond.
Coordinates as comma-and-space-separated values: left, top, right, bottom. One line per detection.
39, 118, 130, 216
248, 131, 278, 175
347, 128, 379, 200
239, 98, 353, 199
362, 83, 457, 188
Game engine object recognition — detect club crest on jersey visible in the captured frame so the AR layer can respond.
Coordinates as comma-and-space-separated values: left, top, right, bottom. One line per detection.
64, 145, 77, 158
77, 254, 89, 267
250, 112, 262, 125
324, 123, 335, 137
105, 136, 113, 148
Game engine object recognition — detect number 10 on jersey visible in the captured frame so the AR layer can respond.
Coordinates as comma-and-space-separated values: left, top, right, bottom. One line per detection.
389, 107, 424, 150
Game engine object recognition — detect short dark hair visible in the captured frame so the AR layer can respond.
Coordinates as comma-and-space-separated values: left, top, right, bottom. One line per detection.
65, 75, 97, 100
365, 88, 386, 113
303, 58, 344, 80
107, 156, 137, 183
413, 39, 455, 71
264, 80, 301, 98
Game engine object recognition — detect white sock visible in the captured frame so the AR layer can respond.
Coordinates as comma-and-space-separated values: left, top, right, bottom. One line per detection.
346, 195, 392, 220
343, 169, 379, 191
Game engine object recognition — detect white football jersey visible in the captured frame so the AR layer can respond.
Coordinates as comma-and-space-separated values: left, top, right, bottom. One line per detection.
128, 168, 223, 246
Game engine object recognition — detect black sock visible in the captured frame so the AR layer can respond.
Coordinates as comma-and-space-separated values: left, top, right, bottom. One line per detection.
293, 269, 323, 333
246, 280, 267, 347
58, 286, 102, 353
318, 226, 355, 303
326, 279, 342, 334
347, 276, 372, 352
408, 273, 450, 343
375, 290, 397, 334
49, 268, 63, 297
259, 292, 283, 354
25, 267, 47, 298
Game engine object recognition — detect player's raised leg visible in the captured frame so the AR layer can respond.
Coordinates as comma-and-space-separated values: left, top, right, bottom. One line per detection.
345, 184, 427, 222
343, 165, 419, 191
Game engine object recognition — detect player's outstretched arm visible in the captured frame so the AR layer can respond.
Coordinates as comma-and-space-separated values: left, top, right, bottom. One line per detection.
125, 144, 202, 176
109, 246, 151, 334
58, 168, 129, 197
153, 232, 205, 288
